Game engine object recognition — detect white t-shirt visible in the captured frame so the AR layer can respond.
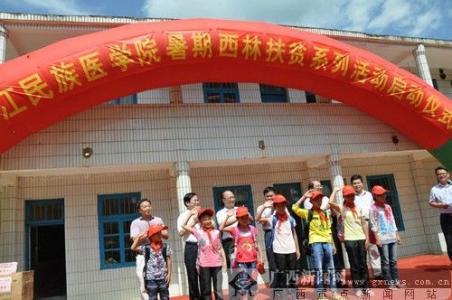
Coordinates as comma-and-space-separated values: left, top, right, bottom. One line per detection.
429, 183, 452, 214
176, 210, 199, 243
272, 215, 297, 254
216, 207, 237, 240
355, 191, 374, 220
261, 207, 273, 231
303, 196, 330, 210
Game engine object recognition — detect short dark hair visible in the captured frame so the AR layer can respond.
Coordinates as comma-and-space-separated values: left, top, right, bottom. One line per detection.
183, 192, 197, 207
350, 174, 363, 183
137, 198, 151, 210
308, 182, 315, 190
435, 166, 449, 174
263, 187, 276, 195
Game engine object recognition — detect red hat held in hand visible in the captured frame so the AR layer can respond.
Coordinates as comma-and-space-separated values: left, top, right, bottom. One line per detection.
310, 191, 324, 201
371, 185, 389, 196
147, 224, 168, 238
197, 208, 215, 219
342, 185, 355, 197
236, 206, 249, 218
272, 194, 288, 204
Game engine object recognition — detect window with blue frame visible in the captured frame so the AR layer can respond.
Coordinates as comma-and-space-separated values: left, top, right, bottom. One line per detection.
366, 174, 405, 231
98, 192, 141, 269
109, 94, 138, 105
260, 84, 288, 103
203, 83, 240, 103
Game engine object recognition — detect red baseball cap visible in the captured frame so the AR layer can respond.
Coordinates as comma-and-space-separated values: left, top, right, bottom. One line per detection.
273, 194, 288, 204
310, 191, 324, 201
342, 185, 355, 197
198, 208, 215, 219
147, 224, 168, 238
371, 185, 388, 196
236, 206, 249, 218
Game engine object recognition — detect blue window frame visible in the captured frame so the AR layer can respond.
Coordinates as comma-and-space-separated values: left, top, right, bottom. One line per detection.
213, 185, 254, 218
203, 82, 240, 103
110, 94, 138, 105
366, 174, 405, 231
98, 192, 141, 269
260, 84, 288, 103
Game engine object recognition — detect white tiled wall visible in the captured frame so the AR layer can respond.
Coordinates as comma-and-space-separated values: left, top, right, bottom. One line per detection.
0, 103, 419, 170
137, 88, 170, 104
13, 170, 182, 300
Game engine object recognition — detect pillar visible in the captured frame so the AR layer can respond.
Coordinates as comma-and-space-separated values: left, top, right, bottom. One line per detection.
413, 44, 433, 87
0, 25, 7, 63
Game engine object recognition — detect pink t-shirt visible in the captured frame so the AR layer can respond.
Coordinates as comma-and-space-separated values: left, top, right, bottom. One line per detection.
191, 228, 223, 267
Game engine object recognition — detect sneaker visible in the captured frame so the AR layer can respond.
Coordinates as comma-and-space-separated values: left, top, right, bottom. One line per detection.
355, 290, 363, 297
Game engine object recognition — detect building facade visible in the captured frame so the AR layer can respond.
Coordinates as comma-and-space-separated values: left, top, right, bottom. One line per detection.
0, 13, 451, 299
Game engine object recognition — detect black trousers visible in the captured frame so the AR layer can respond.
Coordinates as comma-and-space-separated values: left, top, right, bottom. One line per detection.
273, 253, 297, 289
344, 240, 369, 289
199, 266, 223, 300
222, 238, 234, 296
185, 242, 201, 300
440, 214, 452, 261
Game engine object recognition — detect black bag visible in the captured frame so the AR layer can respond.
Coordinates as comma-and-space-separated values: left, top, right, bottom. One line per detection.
302, 210, 314, 256
143, 243, 168, 274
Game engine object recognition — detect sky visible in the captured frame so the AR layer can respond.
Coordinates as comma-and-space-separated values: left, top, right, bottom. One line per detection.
0, 0, 451, 40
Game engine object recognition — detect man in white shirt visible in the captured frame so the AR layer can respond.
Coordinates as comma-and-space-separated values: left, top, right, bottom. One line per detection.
429, 167, 452, 265
256, 187, 277, 283
215, 190, 237, 269
130, 198, 166, 300
176, 192, 201, 300
351, 174, 382, 279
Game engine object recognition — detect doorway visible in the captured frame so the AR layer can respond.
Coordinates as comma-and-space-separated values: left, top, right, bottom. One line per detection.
26, 199, 66, 299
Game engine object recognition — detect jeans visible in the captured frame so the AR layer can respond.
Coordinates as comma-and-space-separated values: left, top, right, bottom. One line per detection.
199, 266, 223, 300
185, 242, 201, 300
273, 253, 297, 289
145, 279, 169, 300
136, 254, 149, 300
230, 262, 257, 297
310, 243, 336, 293
378, 242, 398, 286
344, 240, 369, 289
440, 214, 452, 261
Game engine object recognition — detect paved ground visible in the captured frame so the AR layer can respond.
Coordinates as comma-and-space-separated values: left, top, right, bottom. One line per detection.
172, 254, 452, 300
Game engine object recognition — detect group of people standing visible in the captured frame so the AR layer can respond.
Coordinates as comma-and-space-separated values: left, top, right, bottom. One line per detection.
128, 167, 452, 300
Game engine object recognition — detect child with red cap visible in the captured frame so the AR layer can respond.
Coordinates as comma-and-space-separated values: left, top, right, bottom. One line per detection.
329, 186, 371, 297
220, 206, 262, 298
369, 185, 402, 288
292, 190, 344, 300
131, 224, 172, 300
267, 194, 300, 290
184, 208, 226, 300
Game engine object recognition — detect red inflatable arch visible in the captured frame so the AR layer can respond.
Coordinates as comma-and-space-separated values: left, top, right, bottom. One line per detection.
0, 19, 451, 166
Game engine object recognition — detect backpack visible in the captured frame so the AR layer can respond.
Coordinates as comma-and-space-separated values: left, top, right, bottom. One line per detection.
143, 243, 168, 274
302, 210, 314, 256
